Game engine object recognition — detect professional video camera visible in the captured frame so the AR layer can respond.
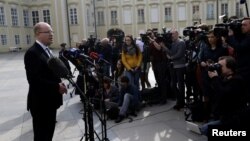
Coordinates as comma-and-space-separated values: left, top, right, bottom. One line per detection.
86, 35, 96, 48
207, 63, 222, 72
213, 18, 242, 38
107, 28, 125, 45
183, 26, 207, 40
140, 32, 151, 45
140, 27, 172, 46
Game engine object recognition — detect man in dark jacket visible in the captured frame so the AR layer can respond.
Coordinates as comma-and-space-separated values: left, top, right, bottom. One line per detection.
115, 76, 140, 123
24, 22, 67, 141
227, 17, 250, 103
200, 56, 248, 136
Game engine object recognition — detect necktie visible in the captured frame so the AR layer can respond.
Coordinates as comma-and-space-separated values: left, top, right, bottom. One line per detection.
45, 47, 53, 57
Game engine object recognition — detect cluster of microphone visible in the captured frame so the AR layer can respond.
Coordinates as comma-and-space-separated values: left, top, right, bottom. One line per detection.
47, 48, 110, 80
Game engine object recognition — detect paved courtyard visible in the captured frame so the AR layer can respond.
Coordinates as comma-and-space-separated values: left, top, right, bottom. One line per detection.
0, 51, 206, 141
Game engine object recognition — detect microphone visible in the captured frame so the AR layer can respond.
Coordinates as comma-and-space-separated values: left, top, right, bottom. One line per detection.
90, 52, 99, 60
89, 52, 111, 65
47, 57, 71, 79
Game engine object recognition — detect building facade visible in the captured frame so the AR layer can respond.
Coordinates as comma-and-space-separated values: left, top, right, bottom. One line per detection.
0, 0, 248, 52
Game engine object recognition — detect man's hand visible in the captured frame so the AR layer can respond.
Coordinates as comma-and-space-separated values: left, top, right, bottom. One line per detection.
208, 70, 218, 78
59, 83, 67, 94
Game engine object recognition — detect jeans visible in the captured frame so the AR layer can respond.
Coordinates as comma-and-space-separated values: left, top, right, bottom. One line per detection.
124, 70, 140, 89
200, 120, 222, 136
119, 93, 133, 116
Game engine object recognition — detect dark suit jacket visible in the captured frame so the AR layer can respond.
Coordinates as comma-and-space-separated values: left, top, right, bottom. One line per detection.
24, 42, 63, 111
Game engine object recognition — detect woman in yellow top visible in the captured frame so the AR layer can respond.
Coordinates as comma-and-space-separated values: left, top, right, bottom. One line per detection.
121, 34, 142, 89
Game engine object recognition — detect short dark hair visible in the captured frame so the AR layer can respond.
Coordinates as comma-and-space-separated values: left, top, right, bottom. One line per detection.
219, 56, 237, 72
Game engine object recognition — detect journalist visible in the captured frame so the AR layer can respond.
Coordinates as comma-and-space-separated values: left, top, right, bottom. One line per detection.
148, 29, 169, 104
227, 17, 250, 103
161, 29, 186, 109
24, 22, 67, 141
200, 56, 247, 136
115, 76, 140, 123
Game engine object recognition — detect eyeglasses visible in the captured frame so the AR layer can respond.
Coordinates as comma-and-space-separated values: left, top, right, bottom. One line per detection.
39, 31, 54, 34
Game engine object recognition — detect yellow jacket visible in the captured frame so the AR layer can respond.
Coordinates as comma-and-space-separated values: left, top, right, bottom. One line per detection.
121, 50, 142, 70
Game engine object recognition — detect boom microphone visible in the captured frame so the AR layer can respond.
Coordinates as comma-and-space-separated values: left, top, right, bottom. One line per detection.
47, 57, 71, 79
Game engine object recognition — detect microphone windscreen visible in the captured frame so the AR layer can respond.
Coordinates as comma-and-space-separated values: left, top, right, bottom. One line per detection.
90, 52, 99, 60
47, 57, 70, 78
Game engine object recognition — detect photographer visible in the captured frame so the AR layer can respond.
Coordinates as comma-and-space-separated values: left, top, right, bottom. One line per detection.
200, 56, 247, 136
227, 17, 250, 103
199, 30, 228, 119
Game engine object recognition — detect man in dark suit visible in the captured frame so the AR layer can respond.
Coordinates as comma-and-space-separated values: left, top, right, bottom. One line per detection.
24, 22, 67, 141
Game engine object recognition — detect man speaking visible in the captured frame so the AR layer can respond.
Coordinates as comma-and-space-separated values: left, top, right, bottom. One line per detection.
24, 22, 67, 141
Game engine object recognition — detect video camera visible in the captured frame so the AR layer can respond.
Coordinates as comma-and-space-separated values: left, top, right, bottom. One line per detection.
86, 35, 96, 48
213, 18, 242, 38
140, 27, 172, 46
207, 63, 222, 72
183, 26, 207, 41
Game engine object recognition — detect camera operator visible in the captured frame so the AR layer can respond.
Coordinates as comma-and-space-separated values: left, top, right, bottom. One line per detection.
227, 17, 250, 103
160, 29, 186, 110
147, 29, 169, 105
200, 56, 248, 136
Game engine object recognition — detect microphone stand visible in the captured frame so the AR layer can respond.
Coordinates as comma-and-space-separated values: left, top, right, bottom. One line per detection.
67, 61, 110, 141
65, 75, 95, 141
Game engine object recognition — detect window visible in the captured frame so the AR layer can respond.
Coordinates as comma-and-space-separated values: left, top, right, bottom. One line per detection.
0, 7, 5, 26
23, 10, 29, 27
15, 35, 20, 45
138, 9, 145, 23
26, 34, 31, 45
70, 8, 78, 25
43, 9, 51, 25
11, 8, 18, 26
111, 10, 118, 25
1, 34, 7, 45
123, 9, 132, 24
192, 5, 200, 20
236, 2, 244, 18
207, 3, 214, 20
87, 9, 91, 26
165, 7, 171, 22
151, 7, 159, 23
178, 5, 186, 21
97, 11, 104, 25
221, 3, 228, 15
32, 11, 39, 25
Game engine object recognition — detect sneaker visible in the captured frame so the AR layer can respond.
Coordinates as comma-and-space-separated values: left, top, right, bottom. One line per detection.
115, 115, 125, 123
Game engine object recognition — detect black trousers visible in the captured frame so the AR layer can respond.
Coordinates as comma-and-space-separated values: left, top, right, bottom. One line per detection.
30, 107, 57, 141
